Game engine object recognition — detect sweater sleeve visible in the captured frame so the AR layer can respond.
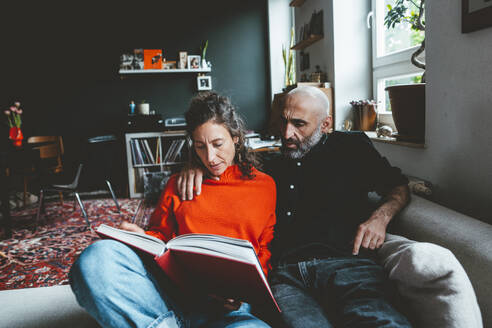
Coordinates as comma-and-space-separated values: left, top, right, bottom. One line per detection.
256, 175, 277, 277
257, 211, 276, 277
145, 176, 179, 242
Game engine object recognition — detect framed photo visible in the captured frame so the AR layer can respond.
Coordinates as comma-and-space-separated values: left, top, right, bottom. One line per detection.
197, 76, 212, 91
187, 55, 201, 69
462, 0, 492, 33
179, 51, 187, 69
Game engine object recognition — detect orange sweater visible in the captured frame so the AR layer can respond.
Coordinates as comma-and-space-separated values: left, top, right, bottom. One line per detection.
146, 165, 277, 276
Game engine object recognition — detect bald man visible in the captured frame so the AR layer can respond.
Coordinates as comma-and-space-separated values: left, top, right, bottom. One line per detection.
178, 86, 411, 327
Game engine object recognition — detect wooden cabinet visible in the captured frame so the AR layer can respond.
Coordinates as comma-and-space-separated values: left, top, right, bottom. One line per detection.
268, 87, 334, 136
125, 131, 188, 198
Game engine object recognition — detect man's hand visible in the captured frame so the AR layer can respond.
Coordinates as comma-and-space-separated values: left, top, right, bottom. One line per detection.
352, 185, 410, 255
177, 166, 208, 201
352, 214, 389, 255
120, 221, 145, 234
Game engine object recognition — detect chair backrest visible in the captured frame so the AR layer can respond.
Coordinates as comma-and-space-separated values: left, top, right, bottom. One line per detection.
27, 136, 64, 174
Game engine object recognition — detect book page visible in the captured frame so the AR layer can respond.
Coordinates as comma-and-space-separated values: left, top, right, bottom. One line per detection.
96, 224, 166, 256
167, 234, 262, 272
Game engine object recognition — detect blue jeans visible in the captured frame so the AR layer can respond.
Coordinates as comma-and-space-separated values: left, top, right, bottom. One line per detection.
69, 240, 270, 328
269, 257, 411, 328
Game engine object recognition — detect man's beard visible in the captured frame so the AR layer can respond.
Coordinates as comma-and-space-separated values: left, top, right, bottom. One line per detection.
281, 125, 324, 159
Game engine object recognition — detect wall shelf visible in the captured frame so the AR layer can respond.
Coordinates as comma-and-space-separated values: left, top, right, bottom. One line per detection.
289, 0, 306, 7
291, 34, 323, 50
119, 68, 211, 75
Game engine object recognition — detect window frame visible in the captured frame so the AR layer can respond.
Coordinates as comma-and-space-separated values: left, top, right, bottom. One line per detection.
371, 0, 424, 116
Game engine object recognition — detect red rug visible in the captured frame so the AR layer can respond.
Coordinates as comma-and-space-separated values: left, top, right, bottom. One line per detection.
0, 198, 141, 291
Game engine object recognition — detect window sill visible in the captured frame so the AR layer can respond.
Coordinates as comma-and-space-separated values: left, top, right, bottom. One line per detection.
364, 131, 425, 149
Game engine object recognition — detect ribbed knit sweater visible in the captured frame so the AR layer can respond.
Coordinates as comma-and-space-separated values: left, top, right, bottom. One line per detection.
146, 164, 277, 276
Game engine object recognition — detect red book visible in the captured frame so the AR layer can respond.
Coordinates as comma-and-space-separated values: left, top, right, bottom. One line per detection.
143, 49, 163, 69
95, 224, 281, 312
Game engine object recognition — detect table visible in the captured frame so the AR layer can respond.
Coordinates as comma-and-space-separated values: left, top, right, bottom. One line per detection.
0, 144, 43, 239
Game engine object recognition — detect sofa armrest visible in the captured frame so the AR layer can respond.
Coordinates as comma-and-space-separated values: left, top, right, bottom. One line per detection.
0, 285, 99, 328
388, 195, 492, 327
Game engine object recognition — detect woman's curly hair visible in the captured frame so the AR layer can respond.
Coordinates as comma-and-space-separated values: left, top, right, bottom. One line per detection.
185, 91, 259, 179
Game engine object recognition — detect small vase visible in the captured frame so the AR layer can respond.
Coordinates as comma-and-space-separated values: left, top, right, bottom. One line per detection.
201, 59, 208, 69
9, 127, 23, 147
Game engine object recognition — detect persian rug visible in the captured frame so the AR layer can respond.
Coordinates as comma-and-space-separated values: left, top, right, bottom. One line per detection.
0, 198, 143, 291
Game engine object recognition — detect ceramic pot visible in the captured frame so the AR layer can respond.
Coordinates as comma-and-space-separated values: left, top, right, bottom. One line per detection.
386, 83, 425, 142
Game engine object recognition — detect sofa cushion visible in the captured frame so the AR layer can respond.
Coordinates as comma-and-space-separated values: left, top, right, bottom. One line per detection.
378, 233, 482, 328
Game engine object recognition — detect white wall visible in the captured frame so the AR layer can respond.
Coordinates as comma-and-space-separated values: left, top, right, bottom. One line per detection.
267, 0, 294, 97
374, 0, 492, 222
295, 0, 372, 130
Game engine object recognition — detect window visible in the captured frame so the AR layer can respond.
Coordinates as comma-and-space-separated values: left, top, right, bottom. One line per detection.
371, 0, 425, 114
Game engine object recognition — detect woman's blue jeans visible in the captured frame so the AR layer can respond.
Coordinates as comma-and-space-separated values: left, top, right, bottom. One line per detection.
269, 257, 412, 328
69, 240, 270, 328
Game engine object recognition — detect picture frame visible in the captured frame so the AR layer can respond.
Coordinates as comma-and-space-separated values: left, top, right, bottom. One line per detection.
197, 75, 212, 91
179, 51, 187, 69
462, 0, 492, 33
187, 55, 201, 69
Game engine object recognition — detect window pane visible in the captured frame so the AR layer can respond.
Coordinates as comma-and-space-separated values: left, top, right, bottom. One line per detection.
383, 0, 424, 55
381, 74, 422, 112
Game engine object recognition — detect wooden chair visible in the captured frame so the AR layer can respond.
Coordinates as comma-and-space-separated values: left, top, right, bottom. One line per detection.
24, 136, 64, 206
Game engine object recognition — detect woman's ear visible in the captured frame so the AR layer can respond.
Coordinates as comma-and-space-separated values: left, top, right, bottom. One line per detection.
233, 136, 239, 144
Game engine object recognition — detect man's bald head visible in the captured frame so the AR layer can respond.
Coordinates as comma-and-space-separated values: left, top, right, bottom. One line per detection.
286, 86, 330, 120
280, 86, 333, 159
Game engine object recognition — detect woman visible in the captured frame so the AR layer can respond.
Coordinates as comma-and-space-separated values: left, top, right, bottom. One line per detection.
69, 92, 276, 328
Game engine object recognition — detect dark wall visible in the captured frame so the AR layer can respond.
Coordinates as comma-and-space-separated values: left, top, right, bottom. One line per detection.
1, 1, 270, 193
1, 1, 270, 136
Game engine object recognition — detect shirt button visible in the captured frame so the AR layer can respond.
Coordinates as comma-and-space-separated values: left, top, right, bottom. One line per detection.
289, 185, 294, 189
297, 162, 301, 166
286, 211, 292, 216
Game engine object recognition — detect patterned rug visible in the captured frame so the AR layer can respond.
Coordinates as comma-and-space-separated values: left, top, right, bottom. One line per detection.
0, 198, 143, 291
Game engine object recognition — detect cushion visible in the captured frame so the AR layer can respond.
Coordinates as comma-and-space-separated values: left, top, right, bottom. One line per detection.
378, 233, 482, 328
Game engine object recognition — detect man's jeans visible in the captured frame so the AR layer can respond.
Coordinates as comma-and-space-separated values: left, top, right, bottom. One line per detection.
69, 240, 270, 328
269, 257, 411, 328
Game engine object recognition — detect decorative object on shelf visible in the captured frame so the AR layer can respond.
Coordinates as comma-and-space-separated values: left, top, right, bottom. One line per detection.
200, 40, 209, 68
343, 119, 353, 131
187, 55, 201, 69
162, 60, 177, 69
4, 101, 23, 147
462, 0, 492, 33
376, 125, 394, 138
385, 0, 426, 143
300, 51, 310, 71
349, 99, 377, 131
143, 49, 163, 69
282, 27, 296, 87
197, 75, 212, 91
309, 65, 326, 83
129, 100, 136, 115
179, 51, 188, 69
292, 10, 323, 50
137, 101, 150, 115
133, 49, 144, 69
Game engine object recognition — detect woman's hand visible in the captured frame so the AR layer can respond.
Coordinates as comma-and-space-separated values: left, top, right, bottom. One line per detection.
209, 294, 242, 311
120, 221, 145, 234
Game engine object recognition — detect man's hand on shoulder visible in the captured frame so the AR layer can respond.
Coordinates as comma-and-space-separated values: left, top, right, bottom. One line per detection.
352, 184, 410, 255
177, 164, 215, 201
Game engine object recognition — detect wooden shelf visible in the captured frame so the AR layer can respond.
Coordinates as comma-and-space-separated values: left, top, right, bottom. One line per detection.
291, 34, 323, 50
289, 0, 306, 7
119, 68, 211, 74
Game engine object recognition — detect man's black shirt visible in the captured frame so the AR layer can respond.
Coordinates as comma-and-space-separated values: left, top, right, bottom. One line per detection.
263, 131, 408, 264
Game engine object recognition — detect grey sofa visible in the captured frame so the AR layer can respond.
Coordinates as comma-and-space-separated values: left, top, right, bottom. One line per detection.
0, 195, 490, 328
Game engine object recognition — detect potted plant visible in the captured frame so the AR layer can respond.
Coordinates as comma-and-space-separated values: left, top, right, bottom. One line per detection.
385, 0, 425, 142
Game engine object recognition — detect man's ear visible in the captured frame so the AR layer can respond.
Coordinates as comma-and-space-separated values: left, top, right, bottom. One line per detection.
320, 115, 333, 134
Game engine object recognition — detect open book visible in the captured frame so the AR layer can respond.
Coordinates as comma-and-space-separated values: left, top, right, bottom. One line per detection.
95, 224, 280, 312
